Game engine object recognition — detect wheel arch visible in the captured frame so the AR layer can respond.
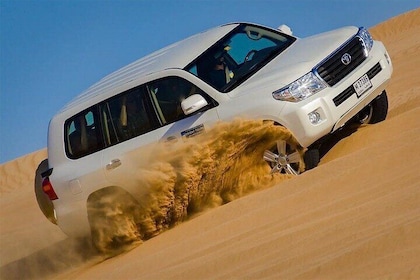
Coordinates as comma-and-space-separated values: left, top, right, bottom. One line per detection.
86, 185, 140, 211
86, 185, 142, 253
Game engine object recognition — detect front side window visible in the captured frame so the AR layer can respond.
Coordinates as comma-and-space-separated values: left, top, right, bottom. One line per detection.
185, 24, 296, 92
147, 76, 216, 125
65, 109, 102, 159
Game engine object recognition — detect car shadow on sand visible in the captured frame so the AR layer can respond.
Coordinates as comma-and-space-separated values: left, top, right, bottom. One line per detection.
317, 122, 363, 160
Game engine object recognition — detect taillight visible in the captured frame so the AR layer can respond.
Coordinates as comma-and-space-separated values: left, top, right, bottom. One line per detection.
42, 177, 58, 200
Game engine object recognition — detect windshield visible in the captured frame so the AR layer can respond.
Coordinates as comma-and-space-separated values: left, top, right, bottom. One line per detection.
185, 23, 296, 92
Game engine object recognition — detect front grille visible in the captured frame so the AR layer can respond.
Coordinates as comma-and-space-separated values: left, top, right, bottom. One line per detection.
333, 86, 354, 107
316, 36, 367, 86
366, 61, 382, 78
333, 63, 382, 106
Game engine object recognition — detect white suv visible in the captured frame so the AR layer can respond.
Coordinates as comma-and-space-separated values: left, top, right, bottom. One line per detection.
36, 22, 392, 251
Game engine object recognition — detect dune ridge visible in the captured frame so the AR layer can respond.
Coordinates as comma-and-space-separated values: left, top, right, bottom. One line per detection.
0, 149, 46, 195
1, 8, 419, 279
370, 8, 420, 120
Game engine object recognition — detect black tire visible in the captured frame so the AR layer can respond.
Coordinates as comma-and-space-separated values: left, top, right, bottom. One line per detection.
304, 149, 320, 171
357, 91, 388, 124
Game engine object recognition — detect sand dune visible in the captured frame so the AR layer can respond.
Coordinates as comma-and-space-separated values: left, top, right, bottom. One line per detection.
0, 149, 47, 195
1, 8, 419, 279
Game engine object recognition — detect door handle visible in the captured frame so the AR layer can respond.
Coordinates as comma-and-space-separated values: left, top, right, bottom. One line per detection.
106, 159, 121, 170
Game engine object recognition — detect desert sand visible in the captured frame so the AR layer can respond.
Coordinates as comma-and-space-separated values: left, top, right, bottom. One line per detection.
1, 8, 419, 279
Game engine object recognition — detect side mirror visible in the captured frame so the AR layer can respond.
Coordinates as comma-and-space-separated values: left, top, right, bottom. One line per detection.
277, 24, 293, 36
181, 94, 208, 115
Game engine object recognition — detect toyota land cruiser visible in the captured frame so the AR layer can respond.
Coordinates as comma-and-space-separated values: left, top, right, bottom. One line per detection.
35, 22, 392, 251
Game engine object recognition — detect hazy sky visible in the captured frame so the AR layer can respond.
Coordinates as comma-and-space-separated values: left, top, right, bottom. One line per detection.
0, 0, 418, 163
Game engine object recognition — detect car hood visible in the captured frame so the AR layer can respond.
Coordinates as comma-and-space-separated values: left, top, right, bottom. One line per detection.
231, 26, 359, 97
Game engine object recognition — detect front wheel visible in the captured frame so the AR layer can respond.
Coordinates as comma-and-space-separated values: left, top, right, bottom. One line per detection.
356, 90, 388, 124
263, 139, 304, 175
304, 148, 320, 171
263, 139, 320, 175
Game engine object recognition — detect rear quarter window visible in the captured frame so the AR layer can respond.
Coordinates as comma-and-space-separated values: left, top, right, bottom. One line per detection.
65, 109, 103, 159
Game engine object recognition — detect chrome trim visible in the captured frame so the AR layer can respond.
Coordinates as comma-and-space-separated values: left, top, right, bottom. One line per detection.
313, 34, 357, 74
313, 28, 369, 86
341, 53, 352, 65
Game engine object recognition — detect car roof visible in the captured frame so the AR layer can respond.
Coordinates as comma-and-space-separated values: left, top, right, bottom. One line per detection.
59, 23, 239, 113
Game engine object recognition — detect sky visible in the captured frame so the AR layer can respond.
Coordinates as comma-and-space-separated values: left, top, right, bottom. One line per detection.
0, 0, 418, 164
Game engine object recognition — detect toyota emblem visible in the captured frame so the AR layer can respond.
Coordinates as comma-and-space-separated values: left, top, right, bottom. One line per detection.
341, 53, 352, 65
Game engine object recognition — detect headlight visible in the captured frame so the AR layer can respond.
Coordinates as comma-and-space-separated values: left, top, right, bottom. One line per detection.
272, 71, 326, 102
357, 27, 373, 55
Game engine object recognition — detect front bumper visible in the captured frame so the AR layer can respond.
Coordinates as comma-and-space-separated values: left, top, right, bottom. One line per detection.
278, 41, 393, 147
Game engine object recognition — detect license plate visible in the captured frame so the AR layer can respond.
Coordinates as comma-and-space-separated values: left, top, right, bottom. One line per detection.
353, 74, 372, 97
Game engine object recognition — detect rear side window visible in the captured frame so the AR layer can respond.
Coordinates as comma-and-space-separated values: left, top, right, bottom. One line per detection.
100, 85, 160, 146
65, 109, 103, 159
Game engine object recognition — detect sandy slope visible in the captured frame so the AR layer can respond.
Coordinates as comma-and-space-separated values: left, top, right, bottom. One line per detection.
1, 8, 419, 279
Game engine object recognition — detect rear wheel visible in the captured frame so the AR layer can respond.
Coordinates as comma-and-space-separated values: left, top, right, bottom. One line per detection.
87, 187, 141, 255
356, 90, 388, 124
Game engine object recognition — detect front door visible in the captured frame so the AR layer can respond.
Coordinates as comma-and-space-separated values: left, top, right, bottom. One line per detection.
100, 76, 219, 199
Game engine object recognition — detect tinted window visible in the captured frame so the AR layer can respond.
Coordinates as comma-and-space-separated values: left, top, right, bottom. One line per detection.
64, 76, 217, 159
100, 85, 160, 146
65, 109, 103, 159
147, 76, 216, 125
